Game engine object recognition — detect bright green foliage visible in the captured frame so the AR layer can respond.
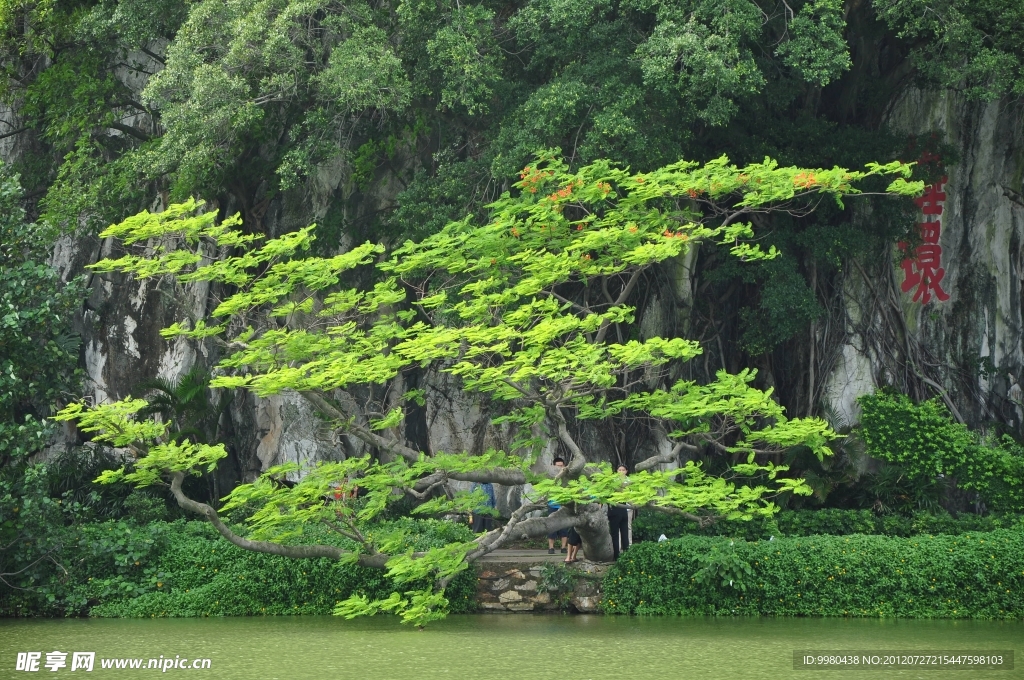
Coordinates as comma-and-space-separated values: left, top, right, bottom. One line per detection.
603, 531, 1024, 617
631, 507, 1024, 542
0, 164, 84, 463
3, 0, 1012, 389
53, 400, 228, 491
858, 391, 1024, 511
53, 152, 925, 624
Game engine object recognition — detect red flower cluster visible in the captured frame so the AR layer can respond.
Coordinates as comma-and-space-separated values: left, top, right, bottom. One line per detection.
519, 166, 552, 194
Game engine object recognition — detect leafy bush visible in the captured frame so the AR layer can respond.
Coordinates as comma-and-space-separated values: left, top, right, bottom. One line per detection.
1, 518, 478, 618
603, 531, 1024, 618
859, 391, 1024, 512
632, 508, 1024, 542
0, 162, 84, 464
1, 513, 171, 616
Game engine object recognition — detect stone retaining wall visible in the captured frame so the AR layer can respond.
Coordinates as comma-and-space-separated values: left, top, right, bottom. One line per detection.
476, 561, 607, 613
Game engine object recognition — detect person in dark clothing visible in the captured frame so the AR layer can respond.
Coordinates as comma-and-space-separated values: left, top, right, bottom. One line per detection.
471, 482, 496, 533
565, 526, 582, 563
607, 464, 630, 559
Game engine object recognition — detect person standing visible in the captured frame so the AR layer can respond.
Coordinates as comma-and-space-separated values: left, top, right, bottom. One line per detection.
607, 464, 631, 560
565, 526, 582, 563
1009, 374, 1023, 430
547, 457, 569, 554
471, 482, 496, 533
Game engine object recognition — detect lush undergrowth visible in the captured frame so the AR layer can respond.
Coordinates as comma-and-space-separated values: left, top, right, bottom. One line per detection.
633, 508, 1024, 543
603, 531, 1024, 619
0, 518, 477, 618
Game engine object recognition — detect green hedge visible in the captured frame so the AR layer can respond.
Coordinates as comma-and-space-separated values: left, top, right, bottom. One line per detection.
603, 531, 1024, 618
632, 508, 1024, 543
1, 518, 478, 617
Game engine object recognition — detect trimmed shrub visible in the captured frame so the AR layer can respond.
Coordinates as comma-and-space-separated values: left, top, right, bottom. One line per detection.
632, 508, 1024, 542
603, 530, 1024, 618
2, 518, 477, 617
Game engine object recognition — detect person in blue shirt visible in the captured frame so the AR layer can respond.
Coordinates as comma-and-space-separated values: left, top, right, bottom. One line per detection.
547, 457, 568, 554
471, 482, 496, 533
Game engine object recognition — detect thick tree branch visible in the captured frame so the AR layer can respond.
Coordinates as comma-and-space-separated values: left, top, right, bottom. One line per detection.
301, 390, 422, 463
139, 46, 166, 65
168, 471, 389, 568
634, 441, 699, 471
303, 390, 531, 485
448, 468, 530, 485
488, 507, 582, 545
0, 126, 29, 141
642, 502, 710, 525
465, 501, 548, 561
594, 267, 645, 343
106, 122, 151, 141
550, 405, 587, 479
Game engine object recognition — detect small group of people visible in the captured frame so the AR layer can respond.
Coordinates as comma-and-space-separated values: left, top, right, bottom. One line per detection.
546, 458, 632, 563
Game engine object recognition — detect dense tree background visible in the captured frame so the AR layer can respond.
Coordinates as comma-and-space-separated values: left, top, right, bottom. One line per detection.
3, 0, 1019, 419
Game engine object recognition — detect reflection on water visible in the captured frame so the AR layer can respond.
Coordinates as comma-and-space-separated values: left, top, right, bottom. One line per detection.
1, 614, 1021, 679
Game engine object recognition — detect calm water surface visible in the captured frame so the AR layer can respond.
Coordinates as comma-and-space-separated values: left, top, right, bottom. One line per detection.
1, 615, 1021, 679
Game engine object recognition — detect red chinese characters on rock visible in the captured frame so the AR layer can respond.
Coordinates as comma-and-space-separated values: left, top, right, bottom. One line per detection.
899, 176, 950, 304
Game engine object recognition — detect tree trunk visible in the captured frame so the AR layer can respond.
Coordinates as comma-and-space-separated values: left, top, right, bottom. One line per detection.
575, 505, 614, 562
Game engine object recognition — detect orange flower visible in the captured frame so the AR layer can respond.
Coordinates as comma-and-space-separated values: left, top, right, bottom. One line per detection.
628, 226, 638, 233
793, 172, 818, 188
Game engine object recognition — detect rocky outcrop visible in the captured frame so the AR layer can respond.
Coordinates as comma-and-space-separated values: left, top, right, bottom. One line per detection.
11, 48, 1021, 492
824, 92, 1024, 428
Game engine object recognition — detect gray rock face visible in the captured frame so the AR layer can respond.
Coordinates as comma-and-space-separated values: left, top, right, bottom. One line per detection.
15, 82, 1023, 491
823, 92, 1024, 428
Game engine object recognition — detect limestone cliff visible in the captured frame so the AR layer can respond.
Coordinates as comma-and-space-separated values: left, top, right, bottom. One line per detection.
23, 89, 1024, 495
824, 92, 1024, 429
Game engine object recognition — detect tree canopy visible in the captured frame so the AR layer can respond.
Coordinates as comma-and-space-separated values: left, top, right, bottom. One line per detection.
0, 0, 1013, 429
57, 152, 921, 626
0, 163, 83, 465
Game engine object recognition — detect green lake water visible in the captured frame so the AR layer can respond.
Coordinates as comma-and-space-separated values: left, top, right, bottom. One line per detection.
1, 615, 1021, 679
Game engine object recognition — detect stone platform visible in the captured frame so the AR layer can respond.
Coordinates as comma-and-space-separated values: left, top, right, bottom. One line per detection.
475, 550, 608, 613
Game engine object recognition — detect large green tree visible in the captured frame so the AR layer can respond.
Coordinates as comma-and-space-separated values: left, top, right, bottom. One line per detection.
57, 152, 921, 625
